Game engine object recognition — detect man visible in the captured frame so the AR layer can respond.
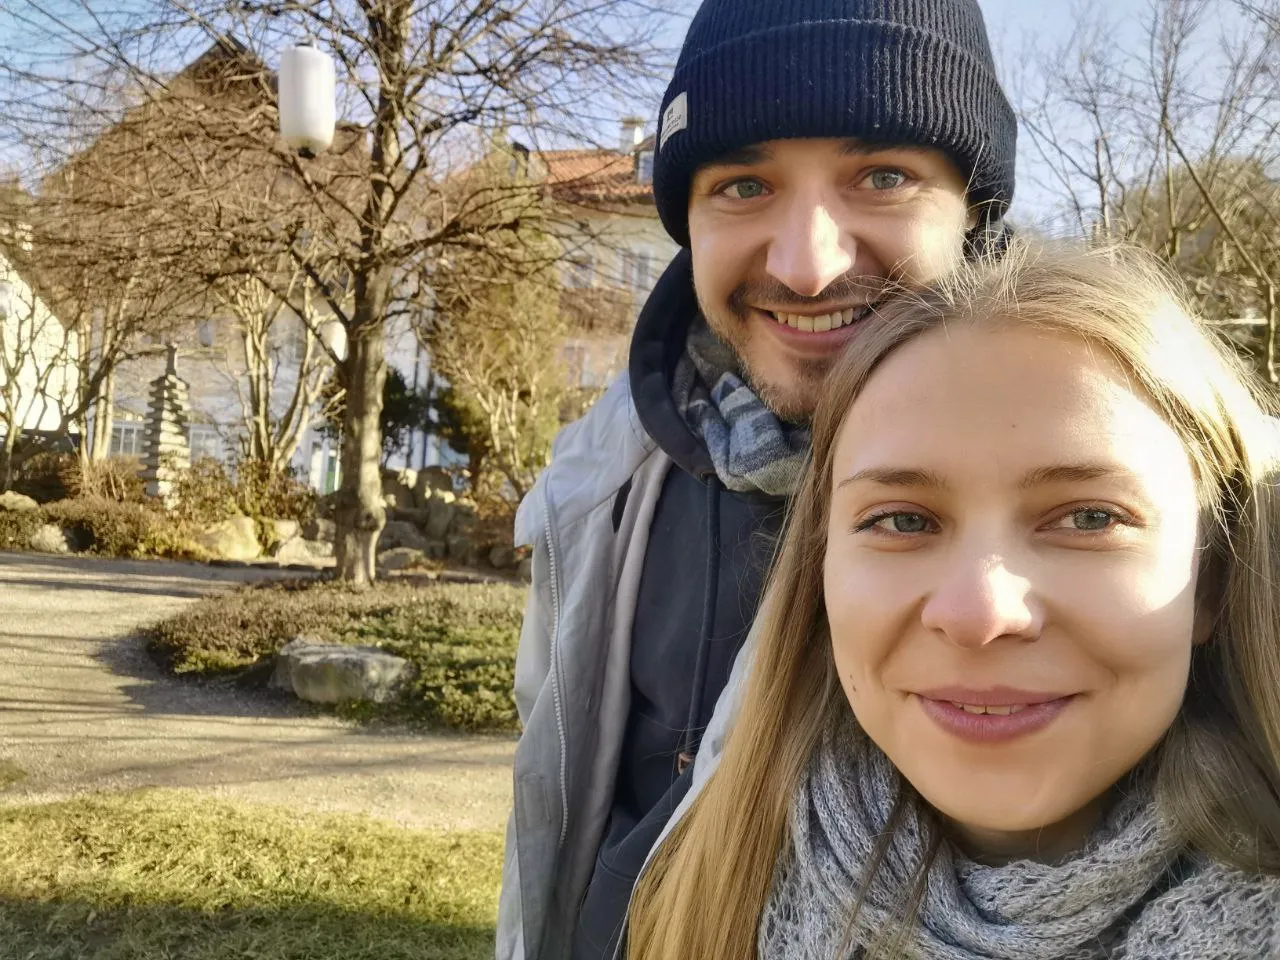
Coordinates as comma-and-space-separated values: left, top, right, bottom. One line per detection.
497, 2, 1016, 958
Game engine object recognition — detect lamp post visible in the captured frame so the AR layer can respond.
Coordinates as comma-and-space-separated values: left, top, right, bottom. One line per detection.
278, 45, 336, 158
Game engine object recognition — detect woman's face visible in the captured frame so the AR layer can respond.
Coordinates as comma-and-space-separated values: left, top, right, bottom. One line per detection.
824, 323, 1203, 861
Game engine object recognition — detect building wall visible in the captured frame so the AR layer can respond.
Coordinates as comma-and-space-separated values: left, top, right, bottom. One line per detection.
0, 250, 78, 437
557, 207, 679, 388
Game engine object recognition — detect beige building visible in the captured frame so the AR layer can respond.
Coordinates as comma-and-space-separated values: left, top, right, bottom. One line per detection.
527, 120, 680, 387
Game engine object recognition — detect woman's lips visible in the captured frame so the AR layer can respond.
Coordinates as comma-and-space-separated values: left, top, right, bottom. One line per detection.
913, 691, 1075, 744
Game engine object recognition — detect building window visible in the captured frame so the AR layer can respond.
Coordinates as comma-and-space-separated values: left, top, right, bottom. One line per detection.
565, 254, 595, 289
189, 424, 223, 462
562, 342, 589, 386
637, 150, 654, 184
110, 422, 144, 457
624, 250, 653, 292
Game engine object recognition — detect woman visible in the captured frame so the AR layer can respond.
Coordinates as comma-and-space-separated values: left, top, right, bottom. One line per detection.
628, 241, 1280, 959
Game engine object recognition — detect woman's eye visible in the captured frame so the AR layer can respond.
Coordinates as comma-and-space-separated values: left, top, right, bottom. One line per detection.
720, 179, 767, 200
857, 512, 934, 535
1054, 508, 1124, 532
862, 169, 908, 190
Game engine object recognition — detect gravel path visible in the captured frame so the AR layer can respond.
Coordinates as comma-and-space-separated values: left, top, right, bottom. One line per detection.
0, 551, 516, 831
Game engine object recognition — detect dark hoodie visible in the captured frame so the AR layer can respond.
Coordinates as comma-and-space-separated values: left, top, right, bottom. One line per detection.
570, 252, 788, 959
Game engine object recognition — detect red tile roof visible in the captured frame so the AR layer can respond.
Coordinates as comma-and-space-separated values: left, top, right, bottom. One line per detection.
535, 146, 654, 203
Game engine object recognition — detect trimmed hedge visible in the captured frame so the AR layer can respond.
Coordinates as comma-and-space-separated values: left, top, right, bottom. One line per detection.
147, 579, 527, 732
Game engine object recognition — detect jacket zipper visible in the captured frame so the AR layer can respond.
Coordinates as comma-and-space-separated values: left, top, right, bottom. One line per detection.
542, 486, 570, 848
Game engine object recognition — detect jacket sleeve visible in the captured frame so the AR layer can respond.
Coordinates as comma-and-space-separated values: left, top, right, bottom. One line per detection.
497, 513, 554, 960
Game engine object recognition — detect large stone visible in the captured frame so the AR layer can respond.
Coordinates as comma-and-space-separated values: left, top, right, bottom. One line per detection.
193, 515, 262, 562
391, 506, 431, 528
377, 547, 430, 572
29, 523, 70, 554
446, 532, 480, 567
423, 491, 457, 540
271, 637, 413, 704
424, 539, 447, 561
303, 517, 336, 543
379, 520, 428, 552
413, 466, 454, 507
517, 557, 533, 583
274, 537, 334, 565
0, 491, 38, 513
381, 468, 418, 510
488, 545, 518, 569
270, 519, 300, 544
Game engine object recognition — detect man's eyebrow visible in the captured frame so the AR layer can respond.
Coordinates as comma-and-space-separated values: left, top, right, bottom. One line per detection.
700, 143, 773, 168
1017, 464, 1135, 490
836, 467, 949, 491
838, 139, 933, 158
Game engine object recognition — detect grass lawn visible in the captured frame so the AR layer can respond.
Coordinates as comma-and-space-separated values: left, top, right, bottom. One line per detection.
0, 789, 503, 959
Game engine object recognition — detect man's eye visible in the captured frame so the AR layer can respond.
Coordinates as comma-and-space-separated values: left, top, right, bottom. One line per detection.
720, 179, 767, 200
863, 169, 908, 190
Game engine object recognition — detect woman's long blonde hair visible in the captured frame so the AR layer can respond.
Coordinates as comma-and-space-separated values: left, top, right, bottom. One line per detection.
627, 241, 1280, 960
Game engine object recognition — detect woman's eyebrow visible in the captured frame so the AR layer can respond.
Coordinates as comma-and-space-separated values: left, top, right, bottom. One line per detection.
1017, 463, 1134, 490
836, 467, 948, 491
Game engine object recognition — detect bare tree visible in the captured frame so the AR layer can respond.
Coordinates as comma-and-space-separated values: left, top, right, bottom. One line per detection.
1015, 0, 1280, 381
0, 0, 671, 582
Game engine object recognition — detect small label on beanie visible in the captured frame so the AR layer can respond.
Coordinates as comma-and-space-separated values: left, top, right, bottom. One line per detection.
660, 92, 688, 151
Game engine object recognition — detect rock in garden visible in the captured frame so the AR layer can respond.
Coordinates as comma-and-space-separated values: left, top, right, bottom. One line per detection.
273, 537, 333, 565
381, 468, 418, 510
447, 532, 480, 567
424, 539, 447, 561
488, 545, 518, 569
303, 517, 336, 543
0, 491, 39, 513
377, 547, 430, 572
424, 492, 457, 540
271, 637, 413, 704
517, 557, 533, 583
379, 520, 428, 552
28, 524, 70, 554
270, 519, 300, 543
413, 466, 454, 506
193, 515, 262, 562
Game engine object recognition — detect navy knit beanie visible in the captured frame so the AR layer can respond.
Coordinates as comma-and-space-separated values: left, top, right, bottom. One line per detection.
653, 0, 1017, 247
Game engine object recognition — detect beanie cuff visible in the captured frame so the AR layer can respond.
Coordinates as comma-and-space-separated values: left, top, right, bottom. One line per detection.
653, 19, 1017, 246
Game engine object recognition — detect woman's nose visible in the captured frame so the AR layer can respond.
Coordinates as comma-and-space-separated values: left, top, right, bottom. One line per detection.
919, 552, 1041, 649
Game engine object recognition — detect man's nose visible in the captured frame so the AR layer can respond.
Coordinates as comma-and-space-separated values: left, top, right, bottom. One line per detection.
919, 552, 1041, 649
764, 195, 855, 298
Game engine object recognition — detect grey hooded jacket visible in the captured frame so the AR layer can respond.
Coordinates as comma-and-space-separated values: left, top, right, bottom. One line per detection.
495, 353, 764, 960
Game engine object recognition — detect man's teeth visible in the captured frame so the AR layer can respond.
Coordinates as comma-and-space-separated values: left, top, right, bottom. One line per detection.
951, 703, 1029, 716
772, 306, 868, 332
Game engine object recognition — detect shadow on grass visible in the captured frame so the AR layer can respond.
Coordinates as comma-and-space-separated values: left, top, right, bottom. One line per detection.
0, 896, 496, 960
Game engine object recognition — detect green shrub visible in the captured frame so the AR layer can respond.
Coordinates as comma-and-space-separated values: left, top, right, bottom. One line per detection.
0, 508, 45, 550
10, 451, 75, 503
67, 456, 147, 503
39, 496, 205, 560
234, 458, 316, 525
172, 457, 240, 527
147, 580, 527, 732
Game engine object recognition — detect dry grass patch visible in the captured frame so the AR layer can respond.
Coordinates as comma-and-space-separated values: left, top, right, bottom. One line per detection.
0, 790, 502, 959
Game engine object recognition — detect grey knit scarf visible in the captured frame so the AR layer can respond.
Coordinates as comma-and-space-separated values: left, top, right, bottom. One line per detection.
759, 715, 1280, 959
671, 319, 810, 497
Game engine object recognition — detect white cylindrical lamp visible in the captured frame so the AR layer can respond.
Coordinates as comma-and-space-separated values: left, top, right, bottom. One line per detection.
320, 318, 347, 361
279, 45, 335, 158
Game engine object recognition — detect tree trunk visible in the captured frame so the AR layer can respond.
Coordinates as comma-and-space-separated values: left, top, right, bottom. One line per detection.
333, 270, 390, 584
91, 367, 115, 460
1, 422, 19, 492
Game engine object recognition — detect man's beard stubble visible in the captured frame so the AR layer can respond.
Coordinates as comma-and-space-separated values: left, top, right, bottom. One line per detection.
695, 275, 887, 425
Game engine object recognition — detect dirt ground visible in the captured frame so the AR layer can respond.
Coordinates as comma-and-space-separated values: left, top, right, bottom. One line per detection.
0, 551, 516, 831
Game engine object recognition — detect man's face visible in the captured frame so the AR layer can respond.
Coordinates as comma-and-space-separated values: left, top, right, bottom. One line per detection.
686, 138, 975, 421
